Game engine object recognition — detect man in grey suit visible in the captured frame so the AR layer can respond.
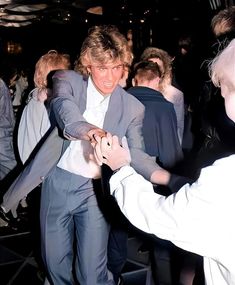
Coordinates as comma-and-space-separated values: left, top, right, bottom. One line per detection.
1, 25, 171, 285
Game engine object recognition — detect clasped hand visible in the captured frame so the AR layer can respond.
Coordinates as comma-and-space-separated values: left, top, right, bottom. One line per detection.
92, 132, 131, 171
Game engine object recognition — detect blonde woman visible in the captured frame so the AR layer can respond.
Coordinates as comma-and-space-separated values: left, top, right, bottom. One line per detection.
17, 50, 71, 163
0, 51, 70, 220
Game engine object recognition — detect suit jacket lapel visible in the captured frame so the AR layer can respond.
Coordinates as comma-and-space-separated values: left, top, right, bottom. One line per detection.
79, 76, 88, 114
103, 87, 123, 133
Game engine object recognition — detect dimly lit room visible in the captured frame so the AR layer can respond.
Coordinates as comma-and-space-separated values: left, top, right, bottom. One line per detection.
0, 0, 234, 285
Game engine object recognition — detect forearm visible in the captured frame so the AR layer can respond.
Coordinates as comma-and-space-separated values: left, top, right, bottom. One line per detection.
110, 165, 167, 235
63, 121, 101, 141
109, 165, 200, 257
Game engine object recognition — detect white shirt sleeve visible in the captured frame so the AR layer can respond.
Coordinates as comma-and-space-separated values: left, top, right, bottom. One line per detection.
110, 157, 235, 259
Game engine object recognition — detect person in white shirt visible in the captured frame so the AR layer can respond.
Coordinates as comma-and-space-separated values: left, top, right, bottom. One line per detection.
93, 38, 235, 285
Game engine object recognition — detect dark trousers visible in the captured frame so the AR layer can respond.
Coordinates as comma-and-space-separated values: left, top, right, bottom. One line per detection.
108, 227, 128, 284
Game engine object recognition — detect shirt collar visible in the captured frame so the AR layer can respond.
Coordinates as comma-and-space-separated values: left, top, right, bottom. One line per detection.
87, 77, 110, 109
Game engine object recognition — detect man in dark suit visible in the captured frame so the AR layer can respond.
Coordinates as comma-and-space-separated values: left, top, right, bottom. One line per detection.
128, 60, 184, 285
128, 61, 183, 170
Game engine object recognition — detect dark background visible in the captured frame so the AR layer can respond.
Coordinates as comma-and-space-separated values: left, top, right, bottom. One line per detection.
0, 0, 231, 69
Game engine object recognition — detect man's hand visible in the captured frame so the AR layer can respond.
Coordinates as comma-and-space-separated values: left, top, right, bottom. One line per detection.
87, 128, 107, 144
93, 132, 131, 170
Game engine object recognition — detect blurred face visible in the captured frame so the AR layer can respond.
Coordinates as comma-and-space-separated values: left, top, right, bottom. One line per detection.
9, 74, 18, 87
220, 80, 235, 122
87, 60, 124, 95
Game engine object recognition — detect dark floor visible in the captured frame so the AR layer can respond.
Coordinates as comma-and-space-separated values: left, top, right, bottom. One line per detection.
0, 214, 154, 285
0, 227, 44, 285
0, 218, 205, 285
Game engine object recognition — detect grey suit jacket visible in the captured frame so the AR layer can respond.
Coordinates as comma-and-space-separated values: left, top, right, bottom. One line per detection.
3, 70, 160, 212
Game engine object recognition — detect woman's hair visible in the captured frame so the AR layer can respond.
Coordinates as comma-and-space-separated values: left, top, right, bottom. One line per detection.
74, 25, 133, 75
34, 50, 71, 89
209, 38, 235, 89
140, 47, 172, 89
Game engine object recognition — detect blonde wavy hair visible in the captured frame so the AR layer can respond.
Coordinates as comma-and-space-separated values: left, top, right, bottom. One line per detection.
34, 50, 71, 89
74, 25, 133, 76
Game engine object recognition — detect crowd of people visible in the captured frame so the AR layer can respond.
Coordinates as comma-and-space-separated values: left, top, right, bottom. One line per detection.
0, 6, 235, 285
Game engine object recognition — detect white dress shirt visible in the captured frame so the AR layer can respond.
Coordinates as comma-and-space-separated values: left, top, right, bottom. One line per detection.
110, 155, 235, 285
57, 77, 110, 178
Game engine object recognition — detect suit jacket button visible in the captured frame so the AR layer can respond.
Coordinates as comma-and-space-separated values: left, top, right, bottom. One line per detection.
40, 176, 45, 181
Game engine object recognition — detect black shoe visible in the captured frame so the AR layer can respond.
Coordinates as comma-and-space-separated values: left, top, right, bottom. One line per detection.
117, 276, 124, 285
0, 206, 10, 224
0, 207, 19, 231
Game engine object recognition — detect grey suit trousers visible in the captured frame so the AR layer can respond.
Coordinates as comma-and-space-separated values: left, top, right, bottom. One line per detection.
40, 166, 114, 285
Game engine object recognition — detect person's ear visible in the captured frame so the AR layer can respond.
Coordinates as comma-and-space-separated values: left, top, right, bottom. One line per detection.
132, 78, 136, 86
87, 66, 91, 75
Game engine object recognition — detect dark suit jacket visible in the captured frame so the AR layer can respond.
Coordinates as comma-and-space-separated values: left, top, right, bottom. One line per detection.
3, 71, 161, 212
128, 86, 183, 169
